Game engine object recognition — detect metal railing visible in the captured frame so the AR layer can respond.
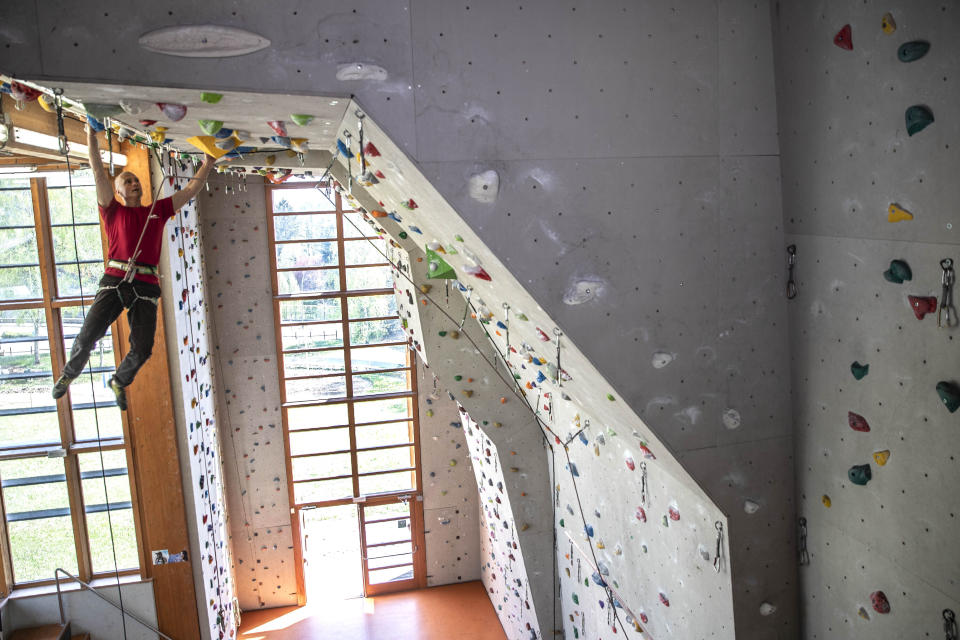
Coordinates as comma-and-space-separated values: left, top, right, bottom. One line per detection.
54, 568, 174, 640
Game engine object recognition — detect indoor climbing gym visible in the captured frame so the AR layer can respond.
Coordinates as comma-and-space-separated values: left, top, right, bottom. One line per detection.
0, 2, 956, 639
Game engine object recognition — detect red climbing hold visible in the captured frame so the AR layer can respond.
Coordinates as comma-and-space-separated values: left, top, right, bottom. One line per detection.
364, 142, 381, 156
659, 593, 670, 607
870, 590, 891, 614
834, 24, 853, 50
635, 506, 647, 522
668, 506, 680, 521
639, 443, 656, 460
848, 411, 870, 432
139, 119, 157, 127
640, 613, 648, 624
536, 327, 551, 342
624, 456, 635, 471
908, 295, 937, 320
375, 170, 386, 179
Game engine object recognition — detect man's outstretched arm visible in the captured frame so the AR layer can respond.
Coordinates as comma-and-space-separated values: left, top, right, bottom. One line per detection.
86, 126, 114, 207
170, 154, 216, 212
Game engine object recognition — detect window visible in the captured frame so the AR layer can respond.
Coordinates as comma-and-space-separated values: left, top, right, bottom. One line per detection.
0, 172, 139, 588
268, 184, 421, 506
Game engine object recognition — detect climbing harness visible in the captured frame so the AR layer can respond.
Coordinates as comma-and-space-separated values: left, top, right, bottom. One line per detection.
939, 258, 955, 328
945, 609, 958, 640
786, 244, 798, 299
797, 517, 810, 566
713, 521, 724, 573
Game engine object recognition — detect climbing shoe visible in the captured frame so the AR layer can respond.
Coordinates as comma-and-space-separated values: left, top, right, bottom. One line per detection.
51, 374, 76, 399
109, 376, 128, 411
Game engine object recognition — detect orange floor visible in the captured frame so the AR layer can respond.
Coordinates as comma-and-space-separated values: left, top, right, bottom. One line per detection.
238, 581, 508, 640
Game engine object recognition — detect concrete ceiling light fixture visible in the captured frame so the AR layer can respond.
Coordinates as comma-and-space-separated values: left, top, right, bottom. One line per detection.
138, 25, 270, 57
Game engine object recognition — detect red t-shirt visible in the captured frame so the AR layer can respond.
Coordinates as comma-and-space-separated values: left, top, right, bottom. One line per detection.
100, 197, 176, 285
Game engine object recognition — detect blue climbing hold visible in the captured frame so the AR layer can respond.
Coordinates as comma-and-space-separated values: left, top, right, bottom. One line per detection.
497, 321, 507, 330
86, 115, 106, 132
567, 462, 579, 477
578, 431, 589, 445
337, 138, 350, 156
591, 572, 606, 587
584, 524, 594, 537
409, 226, 423, 234
388, 211, 403, 223
214, 127, 234, 139
536, 371, 547, 383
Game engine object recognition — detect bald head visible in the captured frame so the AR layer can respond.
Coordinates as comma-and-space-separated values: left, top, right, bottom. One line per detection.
114, 171, 143, 206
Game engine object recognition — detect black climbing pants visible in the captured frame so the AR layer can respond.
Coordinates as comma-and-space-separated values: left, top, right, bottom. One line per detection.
62, 274, 161, 387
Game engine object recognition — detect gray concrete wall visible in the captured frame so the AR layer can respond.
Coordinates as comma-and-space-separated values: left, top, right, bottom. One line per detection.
772, 1, 960, 637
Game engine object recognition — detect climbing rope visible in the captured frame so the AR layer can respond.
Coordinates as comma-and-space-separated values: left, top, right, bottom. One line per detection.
56, 89, 128, 640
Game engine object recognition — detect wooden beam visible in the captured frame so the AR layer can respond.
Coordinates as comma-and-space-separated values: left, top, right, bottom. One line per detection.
1, 94, 96, 148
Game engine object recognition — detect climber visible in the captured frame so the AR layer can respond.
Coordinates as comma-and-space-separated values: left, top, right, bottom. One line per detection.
51, 125, 216, 410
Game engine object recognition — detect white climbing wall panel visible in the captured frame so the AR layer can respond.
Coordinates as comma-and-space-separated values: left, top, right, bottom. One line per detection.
773, 1, 960, 636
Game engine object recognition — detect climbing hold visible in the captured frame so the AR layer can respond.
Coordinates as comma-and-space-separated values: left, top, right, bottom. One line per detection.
185, 136, 234, 159
198, 119, 224, 135
905, 105, 934, 136
398, 231, 408, 239
833, 24, 853, 50
635, 507, 647, 523
462, 389, 473, 398
156, 102, 187, 122
888, 203, 914, 223
759, 602, 777, 616
936, 381, 960, 413
722, 408, 741, 430
290, 138, 309, 153
9, 81, 41, 104
139, 119, 157, 127
37, 94, 54, 112
568, 462, 579, 477
419, 284, 432, 294
425, 248, 456, 279
659, 593, 670, 607
290, 114, 314, 126
624, 456, 635, 471
881, 12, 896, 34
86, 115, 106, 132
822, 494, 831, 507
463, 264, 492, 281
336, 138, 350, 157
535, 327, 551, 342
883, 259, 912, 283
908, 295, 938, 320
851, 362, 870, 380
898, 40, 930, 62
84, 102, 124, 120
370, 210, 389, 218
606, 393, 615, 401
267, 120, 287, 137
215, 127, 234, 139
401, 198, 419, 210
668, 506, 680, 521
584, 524, 594, 537
638, 442, 656, 460
872, 450, 890, 466
200, 92, 223, 104
265, 154, 276, 166
468, 170, 500, 203
572, 594, 579, 604
870, 590, 891, 614
363, 141, 381, 157
652, 352, 675, 369
119, 99, 151, 115
848, 411, 870, 432
848, 464, 872, 486
744, 500, 761, 515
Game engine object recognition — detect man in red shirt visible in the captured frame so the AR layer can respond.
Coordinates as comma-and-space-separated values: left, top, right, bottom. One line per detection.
52, 125, 215, 410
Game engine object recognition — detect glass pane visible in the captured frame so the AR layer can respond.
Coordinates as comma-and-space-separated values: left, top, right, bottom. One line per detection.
47, 177, 98, 225
287, 403, 348, 430
277, 269, 339, 295
369, 565, 414, 585
343, 239, 386, 266
273, 214, 337, 241
349, 319, 405, 346
289, 428, 351, 456
357, 446, 415, 475
271, 189, 336, 214
351, 345, 408, 372
62, 310, 123, 434
0, 310, 58, 446
367, 541, 412, 562
365, 516, 411, 544
54, 261, 101, 299
281, 323, 343, 351
292, 453, 352, 481
353, 371, 409, 397
52, 223, 103, 297
0, 228, 40, 275
0, 457, 79, 583
275, 241, 338, 269
0, 266, 42, 300
345, 266, 393, 291
285, 376, 347, 402
78, 450, 131, 503
369, 552, 413, 571
79, 450, 138, 573
347, 295, 397, 320
87, 509, 139, 574
343, 212, 379, 239
358, 470, 415, 496
353, 398, 411, 424
294, 478, 353, 503
283, 349, 345, 378
0, 182, 36, 225
73, 405, 123, 442
355, 422, 414, 449
278, 299, 341, 324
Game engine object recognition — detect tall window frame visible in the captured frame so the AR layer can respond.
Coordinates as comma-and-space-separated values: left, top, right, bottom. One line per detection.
0, 173, 142, 592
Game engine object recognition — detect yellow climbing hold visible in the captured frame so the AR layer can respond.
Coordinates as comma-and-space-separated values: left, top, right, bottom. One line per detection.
185, 136, 233, 159
462, 389, 473, 398
822, 494, 832, 508
420, 284, 432, 294
596, 540, 605, 549
881, 12, 896, 34
888, 203, 913, 223
449, 459, 457, 467
449, 331, 459, 340
265, 154, 276, 166
37, 94, 55, 112
873, 450, 890, 466
520, 523, 530, 531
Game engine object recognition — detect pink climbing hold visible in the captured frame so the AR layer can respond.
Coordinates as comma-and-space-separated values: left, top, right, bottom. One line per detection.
870, 590, 891, 614
668, 506, 680, 521
640, 613, 648, 624
635, 506, 647, 522
834, 24, 853, 50
156, 102, 187, 122
624, 456, 635, 471
908, 295, 937, 320
267, 120, 287, 137
659, 593, 670, 607
848, 411, 870, 432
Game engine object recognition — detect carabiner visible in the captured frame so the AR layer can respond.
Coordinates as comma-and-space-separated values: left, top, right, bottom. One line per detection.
939, 258, 956, 329
786, 245, 798, 300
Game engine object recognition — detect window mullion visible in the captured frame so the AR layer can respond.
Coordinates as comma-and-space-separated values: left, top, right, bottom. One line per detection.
336, 193, 361, 499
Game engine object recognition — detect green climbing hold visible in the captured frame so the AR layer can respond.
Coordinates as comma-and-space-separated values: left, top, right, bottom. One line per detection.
290, 114, 315, 126
572, 594, 579, 604
897, 40, 930, 62
848, 464, 872, 486
607, 393, 616, 401
454, 375, 463, 381
399, 231, 408, 239
515, 313, 528, 321
851, 361, 870, 380
936, 381, 960, 413
198, 119, 224, 135
425, 247, 457, 279
883, 259, 912, 283
200, 92, 223, 104
559, 518, 565, 527
905, 105, 934, 136
454, 234, 464, 242
438, 330, 447, 337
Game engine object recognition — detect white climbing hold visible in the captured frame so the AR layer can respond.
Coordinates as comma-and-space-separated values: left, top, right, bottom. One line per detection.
759, 602, 777, 616
744, 499, 761, 514
698, 544, 711, 562
119, 99, 151, 115
336, 62, 389, 82
563, 277, 607, 305
468, 170, 499, 203
652, 351, 675, 369
722, 409, 741, 430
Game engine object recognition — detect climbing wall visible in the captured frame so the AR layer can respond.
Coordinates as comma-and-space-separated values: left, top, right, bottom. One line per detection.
195, 176, 296, 610
772, 2, 960, 637
161, 168, 236, 638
